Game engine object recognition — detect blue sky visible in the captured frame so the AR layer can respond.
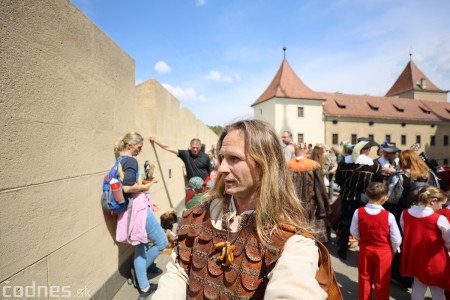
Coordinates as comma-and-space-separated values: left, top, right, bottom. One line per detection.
71, 0, 450, 126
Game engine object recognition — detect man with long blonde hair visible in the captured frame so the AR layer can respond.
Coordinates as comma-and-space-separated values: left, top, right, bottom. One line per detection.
152, 119, 341, 299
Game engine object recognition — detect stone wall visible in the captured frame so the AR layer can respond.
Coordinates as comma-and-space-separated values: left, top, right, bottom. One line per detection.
0, 0, 217, 298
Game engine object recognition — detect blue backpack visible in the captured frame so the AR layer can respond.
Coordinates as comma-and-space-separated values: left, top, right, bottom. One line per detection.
101, 156, 139, 215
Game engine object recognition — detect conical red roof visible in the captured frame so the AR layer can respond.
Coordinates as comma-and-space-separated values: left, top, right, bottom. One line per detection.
251, 58, 324, 106
385, 60, 442, 97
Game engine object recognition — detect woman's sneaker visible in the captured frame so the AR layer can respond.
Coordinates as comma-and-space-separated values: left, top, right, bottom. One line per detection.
137, 283, 158, 300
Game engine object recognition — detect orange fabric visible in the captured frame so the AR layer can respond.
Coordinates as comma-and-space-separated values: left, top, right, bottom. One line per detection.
287, 157, 320, 172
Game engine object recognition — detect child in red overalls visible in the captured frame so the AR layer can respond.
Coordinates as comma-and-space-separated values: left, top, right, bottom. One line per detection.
400, 186, 450, 300
350, 182, 402, 300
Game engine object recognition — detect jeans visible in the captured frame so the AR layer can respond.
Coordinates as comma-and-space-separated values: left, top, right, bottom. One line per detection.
134, 208, 168, 290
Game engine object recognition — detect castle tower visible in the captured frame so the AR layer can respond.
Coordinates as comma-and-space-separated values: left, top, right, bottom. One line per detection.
385, 59, 448, 103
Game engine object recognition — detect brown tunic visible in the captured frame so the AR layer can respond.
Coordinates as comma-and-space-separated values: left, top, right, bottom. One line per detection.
176, 200, 296, 300
288, 158, 331, 243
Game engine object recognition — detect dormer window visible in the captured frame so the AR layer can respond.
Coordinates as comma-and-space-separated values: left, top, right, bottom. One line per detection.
417, 78, 427, 89
419, 106, 431, 114
393, 104, 404, 112
367, 102, 379, 111
335, 99, 346, 109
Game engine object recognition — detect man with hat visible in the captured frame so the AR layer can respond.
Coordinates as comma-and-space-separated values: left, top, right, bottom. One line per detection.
377, 141, 401, 182
335, 138, 382, 259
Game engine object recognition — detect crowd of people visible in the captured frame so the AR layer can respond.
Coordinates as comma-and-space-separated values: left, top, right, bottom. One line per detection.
107, 121, 450, 300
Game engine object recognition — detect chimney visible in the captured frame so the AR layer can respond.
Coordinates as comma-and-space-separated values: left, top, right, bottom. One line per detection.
420, 78, 427, 89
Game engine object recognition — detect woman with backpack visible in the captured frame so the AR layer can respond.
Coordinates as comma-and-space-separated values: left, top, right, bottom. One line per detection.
385, 149, 440, 289
113, 132, 168, 300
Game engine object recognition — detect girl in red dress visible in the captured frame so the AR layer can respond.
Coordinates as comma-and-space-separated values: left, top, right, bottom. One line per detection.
400, 186, 450, 300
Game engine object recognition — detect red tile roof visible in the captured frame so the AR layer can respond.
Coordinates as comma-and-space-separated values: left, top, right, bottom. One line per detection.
385, 60, 443, 97
252, 57, 449, 122
251, 58, 324, 106
322, 92, 449, 122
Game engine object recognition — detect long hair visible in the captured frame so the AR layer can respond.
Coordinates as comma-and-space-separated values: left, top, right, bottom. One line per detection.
208, 120, 307, 245
114, 132, 144, 153
399, 150, 429, 183
311, 143, 327, 176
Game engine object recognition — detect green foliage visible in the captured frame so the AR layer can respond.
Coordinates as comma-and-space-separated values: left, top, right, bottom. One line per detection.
208, 125, 223, 135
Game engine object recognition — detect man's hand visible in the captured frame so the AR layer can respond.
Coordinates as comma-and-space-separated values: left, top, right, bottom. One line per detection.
147, 136, 179, 155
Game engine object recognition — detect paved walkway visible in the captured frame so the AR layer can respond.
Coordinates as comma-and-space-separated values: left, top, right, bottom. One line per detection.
112, 232, 431, 300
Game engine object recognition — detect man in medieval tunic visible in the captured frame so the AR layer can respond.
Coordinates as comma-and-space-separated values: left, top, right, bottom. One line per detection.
151, 120, 342, 300
288, 144, 331, 243
335, 139, 382, 260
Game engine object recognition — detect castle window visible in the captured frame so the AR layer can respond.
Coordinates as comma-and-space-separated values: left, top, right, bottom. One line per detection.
335, 100, 346, 109
416, 135, 421, 144
368, 134, 374, 141
431, 136, 435, 146
401, 135, 406, 145
332, 134, 338, 145
419, 106, 431, 114
393, 104, 405, 112
298, 107, 304, 117
351, 134, 357, 145
367, 102, 379, 111
445, 135, 449, 146
385, 135, 391, 142
297, 133, 304, 144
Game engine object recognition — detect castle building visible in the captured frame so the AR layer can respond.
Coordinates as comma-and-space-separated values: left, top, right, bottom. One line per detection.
252, 56, 450, 166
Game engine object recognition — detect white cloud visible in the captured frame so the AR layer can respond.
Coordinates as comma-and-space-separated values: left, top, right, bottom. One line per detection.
195, 0, 207, 6
154, 61, 172, 74
204, 70, 233, 83
162, 83, 206, 103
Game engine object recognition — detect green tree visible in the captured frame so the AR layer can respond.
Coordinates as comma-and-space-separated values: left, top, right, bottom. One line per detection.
208, 125, 223, 135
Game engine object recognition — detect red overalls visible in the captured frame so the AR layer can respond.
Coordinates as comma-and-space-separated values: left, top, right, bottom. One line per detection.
357, 208, 392, 300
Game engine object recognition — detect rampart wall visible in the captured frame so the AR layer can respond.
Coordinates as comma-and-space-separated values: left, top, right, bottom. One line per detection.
0, 1, 217, 298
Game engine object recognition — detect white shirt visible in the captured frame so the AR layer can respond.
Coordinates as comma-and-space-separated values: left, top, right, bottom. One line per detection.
378, 155, 399, 169
354, 154, 374, 166
400, 205, 450, 251
152, 198, 327, 300
344, 155, 352, 164
350, 203, 402, 252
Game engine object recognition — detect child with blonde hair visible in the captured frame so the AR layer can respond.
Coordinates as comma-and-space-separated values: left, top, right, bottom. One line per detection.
350, 182, 402, 300
400, 186, 450, 300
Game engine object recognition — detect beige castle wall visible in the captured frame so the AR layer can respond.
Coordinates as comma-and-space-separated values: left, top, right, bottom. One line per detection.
135, 79, 218, 214
395, 90, 448, 103
253, 98, 325, 145
324, 119, 450, 164
253, 100, 276, 128
1, 0, 217, 299
274, 98, 325, 145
